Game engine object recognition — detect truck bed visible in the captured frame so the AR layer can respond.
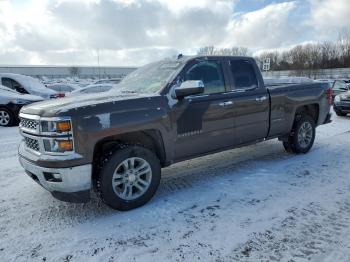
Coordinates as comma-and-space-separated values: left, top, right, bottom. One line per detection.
266, 82, 331, 139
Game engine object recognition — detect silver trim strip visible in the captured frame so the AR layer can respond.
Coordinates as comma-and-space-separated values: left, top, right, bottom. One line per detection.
19, 113, 72, 136
19, 113, 40, 120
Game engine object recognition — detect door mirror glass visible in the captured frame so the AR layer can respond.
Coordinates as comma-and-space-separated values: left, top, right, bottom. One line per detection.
175, 80, 204, 99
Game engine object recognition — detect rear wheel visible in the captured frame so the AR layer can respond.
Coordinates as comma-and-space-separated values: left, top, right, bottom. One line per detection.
283, 114, 316, 154
96, 145, 161, 211
0, 108, 14, 127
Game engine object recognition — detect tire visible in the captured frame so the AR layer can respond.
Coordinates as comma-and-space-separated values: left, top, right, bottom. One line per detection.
283, 114, 316, 154
335, 110, 347, 117
0, 108, 14, 127
96, 145, 161, 211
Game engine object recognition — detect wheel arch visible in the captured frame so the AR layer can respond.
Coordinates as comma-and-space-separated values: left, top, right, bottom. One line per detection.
92, 129, 167, 170
293, 103, 319, 126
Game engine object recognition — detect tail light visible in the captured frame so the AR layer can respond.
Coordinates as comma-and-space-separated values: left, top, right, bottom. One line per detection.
50, 93, 65, 99
327, 87, 333, 105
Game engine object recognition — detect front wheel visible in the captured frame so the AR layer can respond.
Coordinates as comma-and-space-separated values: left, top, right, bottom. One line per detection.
283, 115, 316, 154
0, 108, 14, 127
96, 145, 161, 211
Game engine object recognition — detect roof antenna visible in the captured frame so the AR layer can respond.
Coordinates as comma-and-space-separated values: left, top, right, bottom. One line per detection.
177, 53, 183, 59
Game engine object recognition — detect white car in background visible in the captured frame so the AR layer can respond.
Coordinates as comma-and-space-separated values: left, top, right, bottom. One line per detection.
0, 73, 57, 99
46, 83, 80, 97
68, 83, 115, 96
0, 85, 43, 126
264, 77, 314, 86
94, 78, 122, 85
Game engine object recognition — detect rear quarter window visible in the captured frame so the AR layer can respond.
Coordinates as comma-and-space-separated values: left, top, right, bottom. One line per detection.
230, 60, 258, 90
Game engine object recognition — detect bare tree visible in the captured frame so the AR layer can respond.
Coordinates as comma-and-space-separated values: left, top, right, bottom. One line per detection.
197, 46, 215, 55
199, 28, 350, 73
69, 66, 81, 77
197, 46, 248, 56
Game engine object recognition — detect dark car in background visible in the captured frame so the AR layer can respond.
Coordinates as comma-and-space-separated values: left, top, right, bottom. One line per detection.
0, 85, 43, 126
334, 90, 350, 116
0, 73, 57, 99
332, 80, 350, 99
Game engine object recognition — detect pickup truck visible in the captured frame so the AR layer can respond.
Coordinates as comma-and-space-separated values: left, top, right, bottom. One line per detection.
18, 56, 332, 211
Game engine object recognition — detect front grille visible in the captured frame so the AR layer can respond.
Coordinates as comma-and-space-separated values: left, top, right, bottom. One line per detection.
20, 118, 38, 131
24, 137, 40, 152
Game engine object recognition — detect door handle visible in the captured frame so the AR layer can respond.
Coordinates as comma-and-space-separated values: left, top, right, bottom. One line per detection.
219, 101, 233, 107
255, 96, 267, 102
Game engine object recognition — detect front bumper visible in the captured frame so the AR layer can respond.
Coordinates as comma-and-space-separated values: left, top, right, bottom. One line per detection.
19, 156, 92, 203
334, 102, 350, 113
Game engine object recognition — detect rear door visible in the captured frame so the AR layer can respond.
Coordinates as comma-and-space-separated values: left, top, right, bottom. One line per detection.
228, 59, 269, 145
172, 58, 236, 160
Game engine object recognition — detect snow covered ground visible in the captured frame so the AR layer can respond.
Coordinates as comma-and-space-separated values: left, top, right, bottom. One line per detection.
1, 111, 350, 262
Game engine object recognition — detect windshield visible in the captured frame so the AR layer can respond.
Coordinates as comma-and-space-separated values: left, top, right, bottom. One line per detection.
113, 60, 185, 94
333, 81, 348, 91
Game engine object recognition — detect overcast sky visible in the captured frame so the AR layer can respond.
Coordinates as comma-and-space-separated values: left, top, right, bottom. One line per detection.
0, 0, 349, 66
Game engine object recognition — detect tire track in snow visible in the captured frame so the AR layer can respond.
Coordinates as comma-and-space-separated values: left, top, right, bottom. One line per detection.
229, 199, 350, 261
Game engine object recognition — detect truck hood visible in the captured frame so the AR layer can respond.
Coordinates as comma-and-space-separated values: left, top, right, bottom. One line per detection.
20, 91, 156, 117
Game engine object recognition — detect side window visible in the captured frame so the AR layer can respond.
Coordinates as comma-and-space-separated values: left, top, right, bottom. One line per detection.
1, 78, 27, 94
184, 61, 225, 94
230, 60, 258, 90
13, 80, 28, 94
2, 78, 13, 90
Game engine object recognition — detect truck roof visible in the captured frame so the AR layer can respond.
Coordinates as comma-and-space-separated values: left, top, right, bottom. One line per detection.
177, 55, 254, 62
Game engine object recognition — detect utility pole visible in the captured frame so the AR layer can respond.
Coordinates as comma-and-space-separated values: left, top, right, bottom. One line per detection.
97, 49, 101, 80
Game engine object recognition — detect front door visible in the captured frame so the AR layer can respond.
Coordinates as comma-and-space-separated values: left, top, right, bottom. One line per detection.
172, 59, 236, 160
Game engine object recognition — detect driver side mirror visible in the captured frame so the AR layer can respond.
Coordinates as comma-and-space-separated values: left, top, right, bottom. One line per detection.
174, 80, 204, 99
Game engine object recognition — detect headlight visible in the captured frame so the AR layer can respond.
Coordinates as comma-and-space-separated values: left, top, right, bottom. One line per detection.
41, 120, 72, 133
43, 138, 74, 153
334, 95, 340, 103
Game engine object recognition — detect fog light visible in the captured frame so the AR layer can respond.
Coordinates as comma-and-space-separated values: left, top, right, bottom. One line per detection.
43, 172, 62, 182
53, 173, 62, 180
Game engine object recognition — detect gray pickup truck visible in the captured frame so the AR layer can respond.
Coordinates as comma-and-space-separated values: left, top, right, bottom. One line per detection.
18, 56, 332, 210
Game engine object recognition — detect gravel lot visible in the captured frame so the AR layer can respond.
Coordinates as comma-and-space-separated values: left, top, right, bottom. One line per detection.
1, 110, 350, 262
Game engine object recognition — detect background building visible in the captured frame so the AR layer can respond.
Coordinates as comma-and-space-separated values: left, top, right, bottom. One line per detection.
0, 65, 137, 79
